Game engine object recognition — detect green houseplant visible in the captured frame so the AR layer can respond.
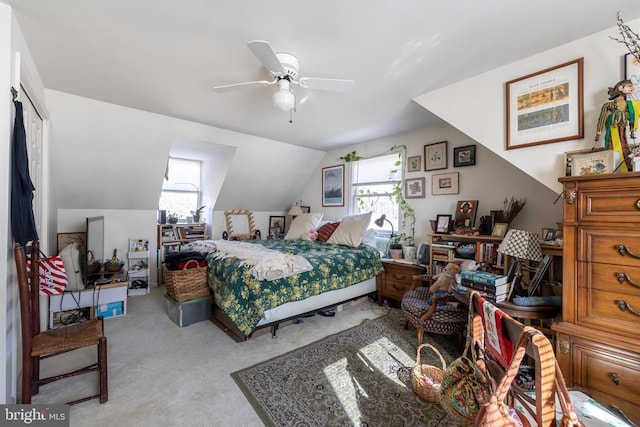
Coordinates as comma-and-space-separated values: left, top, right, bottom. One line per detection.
190, 206, 206, 223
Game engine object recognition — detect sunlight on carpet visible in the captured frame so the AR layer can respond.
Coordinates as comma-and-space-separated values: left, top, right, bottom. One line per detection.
231, 309, 460, 427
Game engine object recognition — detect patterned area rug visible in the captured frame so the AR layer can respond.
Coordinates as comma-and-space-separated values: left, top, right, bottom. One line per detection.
232, 309, 463, 426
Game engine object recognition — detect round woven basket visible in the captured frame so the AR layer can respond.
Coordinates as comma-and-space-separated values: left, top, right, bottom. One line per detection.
411, 343, 447, 403
103, 260, 124, 273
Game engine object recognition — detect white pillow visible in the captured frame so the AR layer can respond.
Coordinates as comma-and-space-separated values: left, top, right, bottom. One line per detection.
327, 211, 373, 248
284, 212, 324, 240
59, 243, 85, 291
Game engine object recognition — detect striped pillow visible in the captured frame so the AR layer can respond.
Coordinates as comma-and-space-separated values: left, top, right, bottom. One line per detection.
317, 222, 340, 242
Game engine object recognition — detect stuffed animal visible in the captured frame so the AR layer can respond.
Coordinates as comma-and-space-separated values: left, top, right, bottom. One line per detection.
429, 262, 461, 293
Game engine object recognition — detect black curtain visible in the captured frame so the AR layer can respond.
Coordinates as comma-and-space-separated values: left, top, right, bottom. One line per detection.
11, 99, 39, 246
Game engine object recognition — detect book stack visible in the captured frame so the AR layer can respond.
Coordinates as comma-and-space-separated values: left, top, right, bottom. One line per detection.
459, 270, 510, 303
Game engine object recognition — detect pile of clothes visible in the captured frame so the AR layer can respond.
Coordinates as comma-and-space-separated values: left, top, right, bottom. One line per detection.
164, 251, 207, 270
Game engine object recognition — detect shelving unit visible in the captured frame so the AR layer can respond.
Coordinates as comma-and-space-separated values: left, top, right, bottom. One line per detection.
157, 223, 207, 284
428, 233, 508, 276
128, 238, 150, 296
49, 281, 129, 329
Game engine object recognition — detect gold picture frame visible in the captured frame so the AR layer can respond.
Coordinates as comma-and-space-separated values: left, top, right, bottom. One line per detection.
491, 223, 508, 238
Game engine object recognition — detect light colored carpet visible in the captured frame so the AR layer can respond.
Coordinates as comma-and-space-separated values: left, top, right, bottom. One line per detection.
31, 287, 390, 426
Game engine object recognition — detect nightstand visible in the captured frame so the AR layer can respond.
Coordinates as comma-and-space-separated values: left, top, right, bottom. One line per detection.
377, 259, 426, 305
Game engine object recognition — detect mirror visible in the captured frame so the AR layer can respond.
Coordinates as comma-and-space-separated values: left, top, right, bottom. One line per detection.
85, 216, 105, 284
224, 210, 259, 240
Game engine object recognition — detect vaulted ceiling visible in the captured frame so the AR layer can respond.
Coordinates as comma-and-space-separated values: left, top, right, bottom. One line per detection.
6, 0, 640, 150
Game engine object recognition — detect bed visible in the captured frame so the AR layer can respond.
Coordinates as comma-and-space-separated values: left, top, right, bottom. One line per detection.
204, 237, 384, 341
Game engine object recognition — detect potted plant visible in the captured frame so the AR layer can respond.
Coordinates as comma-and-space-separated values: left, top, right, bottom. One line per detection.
190, 206, 206, 223
389, 235, 404, 259
168, 212, 179, 224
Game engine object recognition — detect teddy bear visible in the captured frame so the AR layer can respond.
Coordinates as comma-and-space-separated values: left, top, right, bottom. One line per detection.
429, 262, 461, 294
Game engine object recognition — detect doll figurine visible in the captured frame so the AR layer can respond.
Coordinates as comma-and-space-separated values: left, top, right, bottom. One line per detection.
594, 79, 640, 172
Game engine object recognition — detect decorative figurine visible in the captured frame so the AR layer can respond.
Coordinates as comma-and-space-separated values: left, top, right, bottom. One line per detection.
594, 79, 640, 172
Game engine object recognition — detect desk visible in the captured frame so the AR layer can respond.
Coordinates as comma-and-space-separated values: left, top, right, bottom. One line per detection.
49, 281, 129, 329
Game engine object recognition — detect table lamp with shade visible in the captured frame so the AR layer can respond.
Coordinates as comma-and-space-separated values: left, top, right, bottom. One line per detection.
374, 214, 395, 257
497, 229, 543, 299
288, 203, 303, 219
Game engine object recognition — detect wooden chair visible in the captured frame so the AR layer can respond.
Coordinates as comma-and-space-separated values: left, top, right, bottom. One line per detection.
14, 241, 108, 405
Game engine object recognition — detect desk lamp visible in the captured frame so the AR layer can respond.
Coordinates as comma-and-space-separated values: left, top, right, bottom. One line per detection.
374, 214, 395, 257
497, 229, 542, 299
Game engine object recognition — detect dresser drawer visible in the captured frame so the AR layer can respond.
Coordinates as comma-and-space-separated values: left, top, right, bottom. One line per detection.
579, 228, 640, 267
575, 186, 640, 223
577, 288, 640, 336
377, 261, 424, 303
581, 261, 640, 296
571, 340, 640, 408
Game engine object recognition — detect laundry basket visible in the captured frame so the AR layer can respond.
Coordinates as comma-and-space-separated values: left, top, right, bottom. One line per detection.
164, 259, 210, 302
411, 343, 447, 403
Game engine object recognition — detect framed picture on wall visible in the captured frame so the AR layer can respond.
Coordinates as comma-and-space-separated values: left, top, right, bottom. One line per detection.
431, 172, 459, 195
506, 58, 584, 149
407, 155, 421, 172
453, 145, 476, 167
424, 141, 448, 170
404, 177, 426, 199
322, 165, 345, 207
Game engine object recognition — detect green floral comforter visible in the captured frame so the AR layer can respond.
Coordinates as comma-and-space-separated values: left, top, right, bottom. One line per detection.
207, 239, 383, 336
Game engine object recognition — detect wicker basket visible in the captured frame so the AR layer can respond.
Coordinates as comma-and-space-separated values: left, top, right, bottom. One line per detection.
411, 343, 447, 403
164, 259, 210, 302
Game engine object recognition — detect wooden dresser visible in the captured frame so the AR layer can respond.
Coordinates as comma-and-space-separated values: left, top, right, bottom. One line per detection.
554, 173, 640, 424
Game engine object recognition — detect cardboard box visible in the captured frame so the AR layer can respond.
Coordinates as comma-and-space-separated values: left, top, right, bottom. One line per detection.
96, 301, 123, 318
164, 294, 212, 327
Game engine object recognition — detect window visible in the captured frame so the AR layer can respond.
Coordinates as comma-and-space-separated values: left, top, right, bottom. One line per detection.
159, 157, 202, 220
350, 153, 402, 233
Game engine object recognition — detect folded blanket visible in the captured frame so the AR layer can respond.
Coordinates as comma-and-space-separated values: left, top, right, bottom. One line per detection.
211, 240, 313, 281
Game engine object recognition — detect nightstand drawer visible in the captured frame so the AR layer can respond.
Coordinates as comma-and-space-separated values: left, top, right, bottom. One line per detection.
576, 288, 640, 337
376, 260, 425, 305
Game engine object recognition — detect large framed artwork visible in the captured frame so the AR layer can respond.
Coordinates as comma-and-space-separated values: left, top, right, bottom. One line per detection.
625, 53, 640, 101
322, 165, 345, 207
506, 58, 584, 149
424, 141, 448, 170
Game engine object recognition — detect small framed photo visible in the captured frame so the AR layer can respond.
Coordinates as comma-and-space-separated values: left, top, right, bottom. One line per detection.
424, 141, 448, 171
542, 228, 556, 242
431, 172, 459, 195
300, 206, 311, 214
453, 145, 476, 167
492, 223, 508, 238
322, 165, 345, 207
269, 216, 285, 236
404, 177, 426, 199
454, 200, 479, 228
436, 214, 452, 234
407, 155, 421, 172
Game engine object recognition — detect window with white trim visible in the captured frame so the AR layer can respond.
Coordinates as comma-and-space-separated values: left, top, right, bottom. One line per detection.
350, 153, 402, 233
159, 157, 202, 220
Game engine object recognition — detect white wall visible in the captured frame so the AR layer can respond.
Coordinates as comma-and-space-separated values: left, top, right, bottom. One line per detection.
57, 209, 158, 285
414, 18, 640, 194
295, 123, 562, 247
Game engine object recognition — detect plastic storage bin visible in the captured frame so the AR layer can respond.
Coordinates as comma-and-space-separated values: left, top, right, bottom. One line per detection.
164, 294, 212, 327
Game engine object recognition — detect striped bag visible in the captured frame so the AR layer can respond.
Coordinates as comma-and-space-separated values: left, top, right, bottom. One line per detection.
26, 252, 68, 296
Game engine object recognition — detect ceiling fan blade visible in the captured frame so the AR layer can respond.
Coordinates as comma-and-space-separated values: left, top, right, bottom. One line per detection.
298, 77, 356, 92
247, 40, 286, 75
213, 80, 275, 92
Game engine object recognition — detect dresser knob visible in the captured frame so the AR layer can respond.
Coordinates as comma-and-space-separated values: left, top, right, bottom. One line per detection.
610, 372, 620, 385
636, 199, 640, 210
616, 272, 640, 288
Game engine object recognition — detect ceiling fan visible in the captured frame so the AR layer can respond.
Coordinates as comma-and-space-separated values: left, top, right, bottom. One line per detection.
213, 40, 356, 112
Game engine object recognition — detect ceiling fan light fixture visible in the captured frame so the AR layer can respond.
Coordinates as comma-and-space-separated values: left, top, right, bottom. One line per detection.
273, 79, 296, 111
